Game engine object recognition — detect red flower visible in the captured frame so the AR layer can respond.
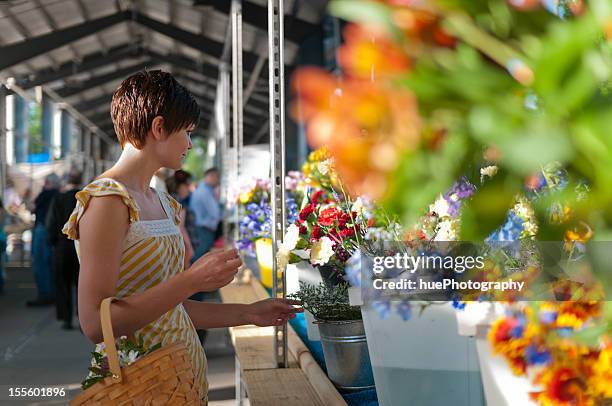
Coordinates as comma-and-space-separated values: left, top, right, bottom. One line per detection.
340, 228, 355, 238
299, 224, 308, 235
494, 318, 518, 342
310, 190, 325, 203
319, 207, 342, 226
311, 225, 323, 239
546, 368, 586, 404
299, 204, 316, 221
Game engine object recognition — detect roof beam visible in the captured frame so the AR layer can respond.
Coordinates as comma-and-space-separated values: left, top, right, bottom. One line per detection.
146, 49, 217, 80
19, 44, 140, 89
0, 10, 129, 71
193, 0, 318, 43
74, 0, 110, 52
74, 94, 113, 112
57, 60, 156, 98
133, 11, 262, 70
32, 0, 84, 61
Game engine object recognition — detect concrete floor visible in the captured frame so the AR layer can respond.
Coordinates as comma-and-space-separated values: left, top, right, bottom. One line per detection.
0, 265, 243, 405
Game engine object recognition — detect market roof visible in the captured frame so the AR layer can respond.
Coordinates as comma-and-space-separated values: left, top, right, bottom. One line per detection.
0, 0, 328, 143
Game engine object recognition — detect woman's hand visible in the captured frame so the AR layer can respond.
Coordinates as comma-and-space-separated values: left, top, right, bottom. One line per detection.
245, 298, 303, 327
186, 248, 242, 293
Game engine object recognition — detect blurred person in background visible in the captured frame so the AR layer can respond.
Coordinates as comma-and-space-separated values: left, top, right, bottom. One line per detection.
190, 167, 221, 258
166, 169, 198, 268
150, 167, 170, 193
46, 170, 82, 329
27, 173, 60, 307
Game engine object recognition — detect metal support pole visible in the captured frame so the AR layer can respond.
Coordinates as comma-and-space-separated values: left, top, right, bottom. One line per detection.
92, 135, 101, 177
83, 130, 92, 181
218, 63, 231, 245
0, 85, 7, 199
268, 0, 287, 368
231, 0, 243, 244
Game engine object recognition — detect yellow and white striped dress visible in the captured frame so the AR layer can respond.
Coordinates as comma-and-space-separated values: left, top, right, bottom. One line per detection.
63, 178, 208, 403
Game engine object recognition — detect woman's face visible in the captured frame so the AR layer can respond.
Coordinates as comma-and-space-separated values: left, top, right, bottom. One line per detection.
157, 124, 194, 170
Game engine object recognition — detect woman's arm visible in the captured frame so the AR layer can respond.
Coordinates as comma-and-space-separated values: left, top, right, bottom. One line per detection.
78, 196, 242, 344
183, 298, 302, 329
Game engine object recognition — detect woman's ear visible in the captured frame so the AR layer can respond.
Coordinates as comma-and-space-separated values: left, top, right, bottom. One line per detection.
150, 116, 166, 141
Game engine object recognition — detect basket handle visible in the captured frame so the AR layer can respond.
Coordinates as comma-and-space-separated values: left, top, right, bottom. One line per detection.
100, 297, 123, 383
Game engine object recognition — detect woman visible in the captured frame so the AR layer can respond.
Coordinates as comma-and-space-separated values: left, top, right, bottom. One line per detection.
62, 70, 301, 404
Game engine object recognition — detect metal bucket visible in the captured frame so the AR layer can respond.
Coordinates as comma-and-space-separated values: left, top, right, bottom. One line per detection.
317, 319, 375, 391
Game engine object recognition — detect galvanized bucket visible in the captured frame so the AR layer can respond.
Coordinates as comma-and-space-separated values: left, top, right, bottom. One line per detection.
317, 319, 375, 391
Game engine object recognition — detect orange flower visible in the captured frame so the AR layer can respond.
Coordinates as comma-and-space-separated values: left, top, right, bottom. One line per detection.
530, 366, 594, 406
338, 24, 411, 80
291, 67, 421, 199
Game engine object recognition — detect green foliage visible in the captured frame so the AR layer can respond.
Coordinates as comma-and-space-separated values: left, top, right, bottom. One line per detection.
289, 282, 362, 321
183, 137, 208, 180
27, 102, 43, 155
81, 337, 161, 390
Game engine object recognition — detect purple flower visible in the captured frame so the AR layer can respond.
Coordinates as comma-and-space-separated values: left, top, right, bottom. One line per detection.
444, 177, 476, 217
372, 299, 391, 320
396, 300, 412, 321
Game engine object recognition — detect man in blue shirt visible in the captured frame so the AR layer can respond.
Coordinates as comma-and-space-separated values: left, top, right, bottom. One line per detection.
190, 168, 221, 259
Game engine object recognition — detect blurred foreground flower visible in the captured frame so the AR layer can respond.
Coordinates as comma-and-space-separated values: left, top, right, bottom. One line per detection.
292, 67, 420, 199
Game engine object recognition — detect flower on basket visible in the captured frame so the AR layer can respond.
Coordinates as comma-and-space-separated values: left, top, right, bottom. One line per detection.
82, 336, 161, 390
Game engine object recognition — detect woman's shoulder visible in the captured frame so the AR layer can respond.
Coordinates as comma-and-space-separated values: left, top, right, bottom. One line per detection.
62, 178, 139, 240
159, 190, 182, 225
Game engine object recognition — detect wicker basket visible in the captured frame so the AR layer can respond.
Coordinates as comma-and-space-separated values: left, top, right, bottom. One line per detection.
70, 297, 200, 405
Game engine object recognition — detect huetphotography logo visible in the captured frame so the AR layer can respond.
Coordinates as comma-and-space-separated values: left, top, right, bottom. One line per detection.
357, 240, 608, 303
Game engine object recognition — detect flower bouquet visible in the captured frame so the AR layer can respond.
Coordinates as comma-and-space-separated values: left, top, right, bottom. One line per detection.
82, 336, 161, 390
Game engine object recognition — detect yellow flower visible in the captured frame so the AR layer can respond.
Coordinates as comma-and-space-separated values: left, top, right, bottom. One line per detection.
590, 346, 612, 398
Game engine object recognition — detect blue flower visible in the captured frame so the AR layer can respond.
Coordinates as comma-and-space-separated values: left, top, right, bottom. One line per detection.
510, 314, 526, 338
452, 296, 466, 310
539, 311, 558, 324
372, 299, 391, 320
344, 251, 362, 287
525, 345, 551, 365
396, 300, 412, 321
486, 211, 524, 242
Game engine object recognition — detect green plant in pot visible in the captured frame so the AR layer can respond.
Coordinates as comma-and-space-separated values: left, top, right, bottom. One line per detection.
290, 281, 374, 391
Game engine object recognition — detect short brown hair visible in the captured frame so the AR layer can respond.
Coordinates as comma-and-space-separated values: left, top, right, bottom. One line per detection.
111, 70, 200, 149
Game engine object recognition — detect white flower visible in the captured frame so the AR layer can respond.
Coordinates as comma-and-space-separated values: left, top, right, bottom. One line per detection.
434, 219, 457, 241
317, 159, 331, 175
480, 165, 498, 180
351, 197, 365, 216
280, 224, 300, 251
119, 350, 139, 366
310, 237, 335, 266
429, 195, 450, 218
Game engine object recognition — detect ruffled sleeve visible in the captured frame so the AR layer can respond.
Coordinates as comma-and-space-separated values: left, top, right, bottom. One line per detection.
62, 178, 140, 240
163, 192, 183, 226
